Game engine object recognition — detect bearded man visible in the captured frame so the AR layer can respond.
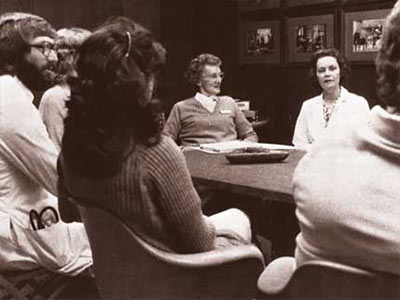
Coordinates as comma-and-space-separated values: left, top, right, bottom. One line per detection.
0, 13, 92, 275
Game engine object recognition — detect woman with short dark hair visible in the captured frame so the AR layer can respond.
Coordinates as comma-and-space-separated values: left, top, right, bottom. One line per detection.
292, 48, 370, 151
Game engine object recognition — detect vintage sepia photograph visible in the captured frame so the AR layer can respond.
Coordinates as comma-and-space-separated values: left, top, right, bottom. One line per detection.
247, 27, 275, 55
295, 24, 327, 53
287, 14, 334, 63
344, 9, 391, 62
0, 0, 399, 299
239, 20, 281, 64
352, 18, 384, 53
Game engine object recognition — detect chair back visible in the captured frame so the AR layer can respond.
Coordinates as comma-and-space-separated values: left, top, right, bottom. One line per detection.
77, 202, 265, 299
258, 258, 400, 299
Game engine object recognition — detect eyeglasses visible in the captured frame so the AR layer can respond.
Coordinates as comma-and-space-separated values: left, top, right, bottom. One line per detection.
29, 42, 58, 57
201, 72, 225, 80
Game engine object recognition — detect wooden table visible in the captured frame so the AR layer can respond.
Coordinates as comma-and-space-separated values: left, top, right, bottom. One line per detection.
184, 149, 306, 204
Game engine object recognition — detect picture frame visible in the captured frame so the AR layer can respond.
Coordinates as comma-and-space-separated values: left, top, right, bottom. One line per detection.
343, 9, 391, 62
285, 0, 335, 8
239, 20, 281, 64
238, 0, 281, 12
287, 14, 335, 64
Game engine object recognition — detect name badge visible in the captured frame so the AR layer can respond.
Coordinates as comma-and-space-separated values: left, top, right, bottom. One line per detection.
220, 109, 232, 114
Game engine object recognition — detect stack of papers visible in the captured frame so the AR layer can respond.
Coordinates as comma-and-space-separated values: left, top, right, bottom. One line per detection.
196, 140, 294, 153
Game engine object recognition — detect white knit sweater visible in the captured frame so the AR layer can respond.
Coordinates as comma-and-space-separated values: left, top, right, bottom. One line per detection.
293, 105, 400, 275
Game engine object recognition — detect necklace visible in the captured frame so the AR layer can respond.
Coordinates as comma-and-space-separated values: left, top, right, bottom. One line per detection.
322, 99, 338, 128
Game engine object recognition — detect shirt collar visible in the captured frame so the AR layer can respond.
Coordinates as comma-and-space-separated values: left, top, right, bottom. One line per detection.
319, 86, 348, 104
14, 75, 35, 103
195, 92, 218, 103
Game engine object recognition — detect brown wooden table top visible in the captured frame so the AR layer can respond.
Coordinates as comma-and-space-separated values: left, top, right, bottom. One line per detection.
184, 149, 306, 204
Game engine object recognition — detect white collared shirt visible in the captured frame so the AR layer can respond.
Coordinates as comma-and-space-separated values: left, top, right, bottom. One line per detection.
195, 92, 218, 113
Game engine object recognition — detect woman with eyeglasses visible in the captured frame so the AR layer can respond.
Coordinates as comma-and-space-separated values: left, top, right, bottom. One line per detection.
163, 53, 258, 146
39, 27, 91, 151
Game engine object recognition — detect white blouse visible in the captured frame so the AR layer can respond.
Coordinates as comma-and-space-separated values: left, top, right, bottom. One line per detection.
292, 87, 370, 151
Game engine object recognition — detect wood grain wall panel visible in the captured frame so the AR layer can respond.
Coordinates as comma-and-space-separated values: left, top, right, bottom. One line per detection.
88, 0, 123, 29
29, 0, 123, 30
31, 0, 96, 29
0, 0, 33, 15
122, 0, 160, 38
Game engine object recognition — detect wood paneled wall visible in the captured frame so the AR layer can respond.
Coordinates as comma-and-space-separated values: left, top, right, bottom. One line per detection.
1, 0, 395, 143
159, 0, 396, 143
0, 0, 158, 32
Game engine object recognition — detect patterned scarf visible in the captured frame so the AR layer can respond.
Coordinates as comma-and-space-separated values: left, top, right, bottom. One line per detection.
322, 99, 338, 128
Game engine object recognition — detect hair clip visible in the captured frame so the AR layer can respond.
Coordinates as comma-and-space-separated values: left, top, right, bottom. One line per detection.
125, 31, 131, 58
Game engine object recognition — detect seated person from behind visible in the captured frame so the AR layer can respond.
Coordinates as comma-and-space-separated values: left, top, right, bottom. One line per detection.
59, 17, 252, 254
292, 48, 370, 151
163, 53, 258, 146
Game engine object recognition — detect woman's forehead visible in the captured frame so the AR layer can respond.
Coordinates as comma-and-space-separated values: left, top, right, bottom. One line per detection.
202, 64, 221, 74
317, 56, 338, 67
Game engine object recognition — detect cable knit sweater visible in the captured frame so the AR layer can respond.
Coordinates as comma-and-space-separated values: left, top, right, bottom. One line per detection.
293, 105, 400, 275
59, 136, 217, 253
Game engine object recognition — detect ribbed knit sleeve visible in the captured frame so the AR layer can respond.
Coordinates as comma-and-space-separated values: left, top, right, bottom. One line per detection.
162, 103, 181, 142
141, 137, 216, 253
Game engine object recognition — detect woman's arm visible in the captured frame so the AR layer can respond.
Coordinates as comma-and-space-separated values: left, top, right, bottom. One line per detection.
162, 104, 182, 144
148, 138, 216, 253
292, 103, 311, 150
232, 100, 259, 142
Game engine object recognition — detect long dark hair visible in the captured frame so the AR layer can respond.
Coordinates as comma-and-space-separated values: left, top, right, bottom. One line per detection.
62, 17, 166, 176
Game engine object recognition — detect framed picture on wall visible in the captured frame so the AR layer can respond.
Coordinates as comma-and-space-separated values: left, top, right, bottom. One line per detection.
343, 9, 391, 62
287, 14, 335, 64
239, 20, 281, 64
285, 0, 335, 8
238, 0, 281, 12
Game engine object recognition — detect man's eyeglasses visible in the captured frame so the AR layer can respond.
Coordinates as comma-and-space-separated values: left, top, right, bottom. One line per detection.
202, 72, 225, 80
29, 42, 58, 57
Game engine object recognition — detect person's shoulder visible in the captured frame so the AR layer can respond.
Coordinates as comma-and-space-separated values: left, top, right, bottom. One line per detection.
0, 74, 18, 86
218, 95, 235, 103
40, 85, 68, 107
42, 84, 68, 99
170, 97, 196, 111
343, 89, 370, 108
0, 75, 25, 101
144, 136, 183, 160
301, 94, 321, 108
175, 97, 196, 106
